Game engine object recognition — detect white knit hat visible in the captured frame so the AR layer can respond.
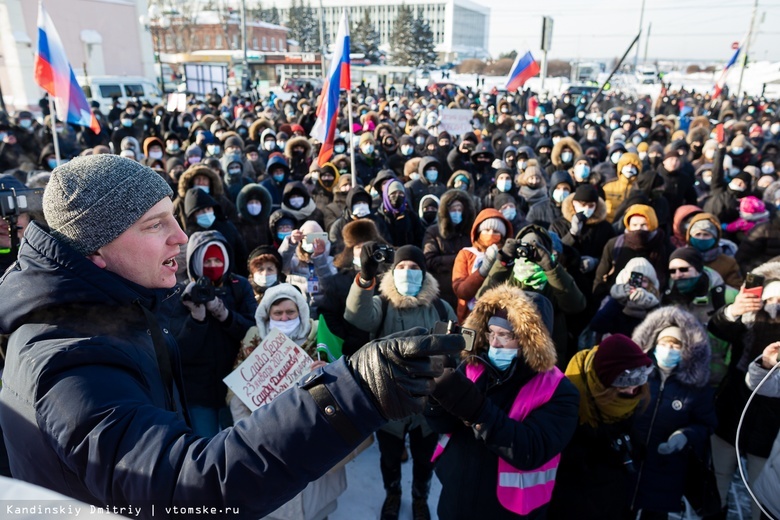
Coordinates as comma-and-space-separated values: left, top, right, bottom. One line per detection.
615, 257, 659, 289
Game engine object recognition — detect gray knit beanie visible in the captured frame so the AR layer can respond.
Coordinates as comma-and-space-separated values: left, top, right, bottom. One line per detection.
43, 155, 173, 255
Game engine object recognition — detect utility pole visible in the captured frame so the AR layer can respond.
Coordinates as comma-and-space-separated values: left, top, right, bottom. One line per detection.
643, 22, 652, 65
634, 0, 646, 71
736, 0, 759, 104
241, 0, 249, 91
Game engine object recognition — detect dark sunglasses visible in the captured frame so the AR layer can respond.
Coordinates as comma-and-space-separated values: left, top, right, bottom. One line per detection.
669, 267, 690, 274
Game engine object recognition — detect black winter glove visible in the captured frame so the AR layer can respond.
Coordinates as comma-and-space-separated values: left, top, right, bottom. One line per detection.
500, 238, 519, 262
530, 242, 556, 271
348, 327, 465, 421
431, 368, 486, 423
359, 241, 381, 281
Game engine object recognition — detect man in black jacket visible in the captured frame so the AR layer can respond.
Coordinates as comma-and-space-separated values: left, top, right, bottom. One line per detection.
0, 154, 462, 519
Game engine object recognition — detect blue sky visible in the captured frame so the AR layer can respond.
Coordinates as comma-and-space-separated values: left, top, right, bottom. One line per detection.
476, 0, 780, 62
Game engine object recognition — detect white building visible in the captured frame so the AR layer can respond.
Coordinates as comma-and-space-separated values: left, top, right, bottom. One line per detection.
274, 0, 490, 62
0, 0, 157, 112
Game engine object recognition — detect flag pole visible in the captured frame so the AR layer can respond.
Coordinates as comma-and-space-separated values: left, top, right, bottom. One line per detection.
347, 92, 357, 189
342, 10, 356, 189
48, 96, 62, 165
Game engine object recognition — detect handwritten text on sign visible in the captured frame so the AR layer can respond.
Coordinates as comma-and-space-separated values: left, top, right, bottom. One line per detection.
223, 328, 313, 411
439, 108, 474, 136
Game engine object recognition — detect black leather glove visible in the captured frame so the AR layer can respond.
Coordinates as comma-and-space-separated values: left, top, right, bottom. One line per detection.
431, 368, 486, 423
530, 242, 556, 271
359, 241, 381, 281
348, 327, 465, 421
500, 238, 519, 262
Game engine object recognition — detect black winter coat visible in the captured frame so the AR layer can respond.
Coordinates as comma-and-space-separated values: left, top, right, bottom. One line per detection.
0, 222, 384, 518
426, 357, 579, 520
174, 231, 257, 409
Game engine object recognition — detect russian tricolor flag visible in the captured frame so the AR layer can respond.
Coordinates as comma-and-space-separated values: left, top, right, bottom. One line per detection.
311, 10, 350, 166
34, 2, 100, 134
712, 44, 741, 99
505, 51, 541, 92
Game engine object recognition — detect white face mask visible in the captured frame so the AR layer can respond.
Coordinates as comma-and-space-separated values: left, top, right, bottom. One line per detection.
253, 272, 277, 287
301, 242, 314, 253
352, 203, 370, 217
288, 196, 305, 209
621, 165, 638, 178
270, 317, 301, 336
263, 141, 276, 151
149, 151, 163, 160
247, 202, 262, 216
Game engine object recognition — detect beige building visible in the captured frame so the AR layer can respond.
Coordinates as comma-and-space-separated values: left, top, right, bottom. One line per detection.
0, 0, 156, 112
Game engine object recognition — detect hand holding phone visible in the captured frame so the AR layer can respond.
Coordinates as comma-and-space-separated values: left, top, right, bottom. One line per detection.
744, 272, 765, 299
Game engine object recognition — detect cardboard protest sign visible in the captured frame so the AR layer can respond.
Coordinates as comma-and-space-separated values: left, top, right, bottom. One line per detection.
223, 328, 313, 411
439, 108, 474, 136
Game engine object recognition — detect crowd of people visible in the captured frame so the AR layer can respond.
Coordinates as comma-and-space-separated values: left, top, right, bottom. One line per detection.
1, 80, 780, 520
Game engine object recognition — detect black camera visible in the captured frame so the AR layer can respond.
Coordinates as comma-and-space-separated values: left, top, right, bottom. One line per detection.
515, 241, 534, 259
182, 276, 216, 305
611, 434, 636, 474
372, 244, 395, 264
432, 320, 476, 352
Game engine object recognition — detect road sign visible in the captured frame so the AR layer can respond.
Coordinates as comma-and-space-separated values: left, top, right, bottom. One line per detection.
542, 17, 554, 51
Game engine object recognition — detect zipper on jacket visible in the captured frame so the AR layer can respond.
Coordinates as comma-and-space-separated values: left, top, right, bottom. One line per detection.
630, 375, 665, 511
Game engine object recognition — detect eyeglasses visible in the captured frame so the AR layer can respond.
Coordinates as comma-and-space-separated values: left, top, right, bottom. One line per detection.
669, 267, 690, 274
485, 330, 515, 343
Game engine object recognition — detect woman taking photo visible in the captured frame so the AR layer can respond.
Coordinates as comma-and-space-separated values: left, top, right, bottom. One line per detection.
425, 285, 579, 520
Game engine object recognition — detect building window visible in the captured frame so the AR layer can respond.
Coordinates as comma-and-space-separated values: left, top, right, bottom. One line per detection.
232, 34, 239, 49
215, 34, 222, 48
279, 38, 284, 50
253, 37, 258, 49
165, 34, 173, 49
261, 36, 267, 50
271, 37, 276, 50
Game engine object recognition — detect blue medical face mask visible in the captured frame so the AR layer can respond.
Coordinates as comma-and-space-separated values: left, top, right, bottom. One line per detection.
673, 275, 700, 293
689, 236, 716, 252
488, 346, 518, 371
277, 230, 292, 241
393, 269, 423, 297
449, 211, 463, 224
196, 212, 216, 228
497, 179, 513, 192
654, 344, 682, 369
501, 207, 517, 221
272, 172, 285, 183
425, 169, 438, 183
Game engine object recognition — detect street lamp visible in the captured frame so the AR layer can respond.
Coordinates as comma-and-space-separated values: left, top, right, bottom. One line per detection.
139, 5, 170, 94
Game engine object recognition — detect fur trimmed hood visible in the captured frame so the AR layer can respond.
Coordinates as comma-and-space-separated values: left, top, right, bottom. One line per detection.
379, 270, 440, 309
462, 284, 557, 372
551, 137, 583, 168
631, 306, 711, 388
561, 193, 607, 225
438, 188, 476, 239
177, 164, 225, 199
284, 136, 312, 158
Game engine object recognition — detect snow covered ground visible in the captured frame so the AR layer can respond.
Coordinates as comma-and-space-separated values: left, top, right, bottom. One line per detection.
329, 434, 756, 520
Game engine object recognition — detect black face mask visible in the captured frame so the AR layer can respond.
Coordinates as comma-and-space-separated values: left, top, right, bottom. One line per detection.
423, 210, 437, 224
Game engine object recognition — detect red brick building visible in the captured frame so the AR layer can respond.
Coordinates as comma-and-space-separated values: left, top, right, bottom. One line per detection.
151, 11, 290, 55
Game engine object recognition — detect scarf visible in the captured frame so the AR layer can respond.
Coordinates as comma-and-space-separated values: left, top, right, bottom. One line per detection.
566, 347, 643, 428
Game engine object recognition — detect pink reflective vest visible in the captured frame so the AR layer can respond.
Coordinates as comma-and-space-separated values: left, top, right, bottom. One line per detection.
431, 362, 565, 515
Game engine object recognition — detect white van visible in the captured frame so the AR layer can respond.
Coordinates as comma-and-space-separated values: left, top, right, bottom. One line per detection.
77, 76, 163, 114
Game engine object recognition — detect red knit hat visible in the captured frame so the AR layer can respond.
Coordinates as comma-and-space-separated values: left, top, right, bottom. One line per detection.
593, 334, 653, 387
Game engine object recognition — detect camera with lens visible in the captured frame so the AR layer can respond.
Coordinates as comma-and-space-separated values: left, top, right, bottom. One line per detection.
515, 241, 534, 259
182, 276, 216, 305
610, 434, 636, 474
372, 243, 395, 264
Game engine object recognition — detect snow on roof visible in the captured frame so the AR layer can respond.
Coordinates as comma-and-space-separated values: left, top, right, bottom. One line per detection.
191, 11, 288, 31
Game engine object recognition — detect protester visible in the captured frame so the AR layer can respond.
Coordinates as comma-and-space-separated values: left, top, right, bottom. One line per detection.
344, 244, 456, 520
426, 285, 579, 520
550, 334, 653, 519
0, 155, 461, 518
629, 307, 717, 517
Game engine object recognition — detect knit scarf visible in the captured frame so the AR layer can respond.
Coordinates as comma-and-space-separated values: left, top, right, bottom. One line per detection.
566, 347, 643, 428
